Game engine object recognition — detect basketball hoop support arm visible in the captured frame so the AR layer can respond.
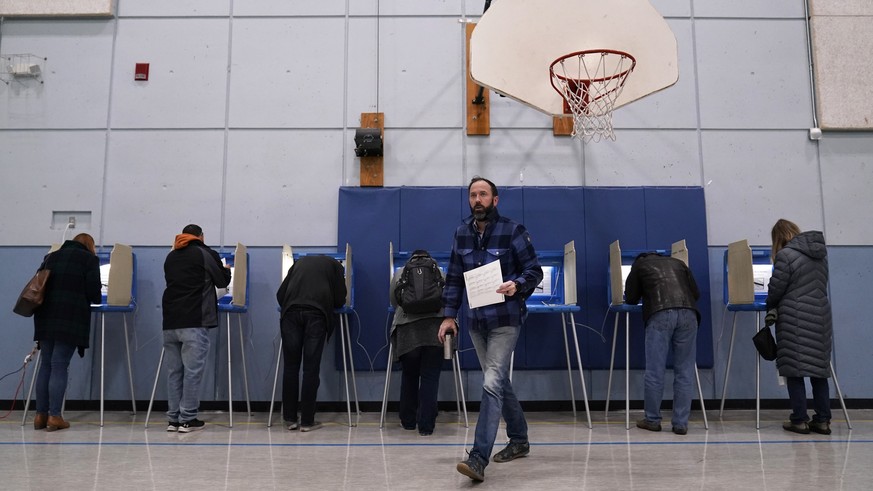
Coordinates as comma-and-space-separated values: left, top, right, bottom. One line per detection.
471, 0, 492, 106
472, 86, 486, 105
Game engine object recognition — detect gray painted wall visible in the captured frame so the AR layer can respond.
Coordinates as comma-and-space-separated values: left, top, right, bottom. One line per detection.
1, 0, 871, 406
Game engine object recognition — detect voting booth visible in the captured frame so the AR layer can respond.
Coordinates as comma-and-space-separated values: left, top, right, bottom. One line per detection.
718, 240, 851, 429
21, 243, 138, 428
217, 244, 252, 426
523, 241, 591, 427
379, 242, 469, 429
717, 239, 769, 428
145, 243, 251, 429
605, 240, 708, 430
267, 244, 360, 428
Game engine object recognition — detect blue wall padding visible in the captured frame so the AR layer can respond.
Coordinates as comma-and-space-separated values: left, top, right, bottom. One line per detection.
643, 187, 713, 368
338, 186, 712, 371
521, 187, 587, 369
582, 187, 648, 370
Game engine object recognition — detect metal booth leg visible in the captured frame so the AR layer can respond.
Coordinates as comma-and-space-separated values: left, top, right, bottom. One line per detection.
268, 338, 283, 428
719, 312, 739, 417
100, 312, 106, 427
236, 314, 252, 416
567, 312, 592, 429
560, 313, 577, 418
755, 312, 761, 429
379, 342, 394, 429
625, 312, 630, 430
605, 311, 620, 414
453, 348, 469, 428
21, 350, 42, 427
144, 347, 165, 428
694, 363, 709, 430
342, 314, 361, 417
226, 312, 234, 428
830, 361, 852, 429
122, 313, 137, 415
338, 313, 355, 427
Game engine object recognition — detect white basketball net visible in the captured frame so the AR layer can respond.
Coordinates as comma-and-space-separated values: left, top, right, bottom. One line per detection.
550, 50, 636, 143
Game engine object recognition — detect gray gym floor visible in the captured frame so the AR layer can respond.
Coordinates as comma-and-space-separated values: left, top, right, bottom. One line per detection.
2, 408, 869, 490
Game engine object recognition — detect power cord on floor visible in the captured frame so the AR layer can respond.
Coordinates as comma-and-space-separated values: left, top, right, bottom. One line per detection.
0, 344, 39, 419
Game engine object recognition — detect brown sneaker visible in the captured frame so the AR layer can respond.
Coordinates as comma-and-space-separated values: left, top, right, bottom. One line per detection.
782, 421, 810, 435
636, 418, 662, 432
46, 415, 70, 432
33, 412, 48, 430
809, 421, 831, 435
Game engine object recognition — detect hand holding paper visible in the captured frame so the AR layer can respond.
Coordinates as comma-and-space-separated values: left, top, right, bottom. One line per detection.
463, 260, 504, 309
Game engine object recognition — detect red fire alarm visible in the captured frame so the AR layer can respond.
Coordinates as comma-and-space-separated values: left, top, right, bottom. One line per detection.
135, 63, 149, 81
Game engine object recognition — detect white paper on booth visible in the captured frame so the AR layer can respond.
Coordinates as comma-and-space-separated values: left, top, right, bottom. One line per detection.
463, 260, 505, 309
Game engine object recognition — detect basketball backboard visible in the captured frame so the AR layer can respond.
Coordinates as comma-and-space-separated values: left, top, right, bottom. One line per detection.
470, 0, 678, 116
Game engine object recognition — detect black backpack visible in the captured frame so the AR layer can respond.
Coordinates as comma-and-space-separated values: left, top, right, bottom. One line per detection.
395, 250, 445, 314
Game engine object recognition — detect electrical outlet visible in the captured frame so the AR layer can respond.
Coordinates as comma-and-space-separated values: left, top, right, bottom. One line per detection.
68, 216, 76, 228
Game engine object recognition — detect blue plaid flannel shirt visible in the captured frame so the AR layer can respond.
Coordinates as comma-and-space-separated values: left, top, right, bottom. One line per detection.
442, 210, 543, 330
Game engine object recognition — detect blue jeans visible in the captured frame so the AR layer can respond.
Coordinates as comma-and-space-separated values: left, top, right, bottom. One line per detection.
468, 325, 527, 466
787, 376, 831, 424
280, 309, 328, 426
163, 327, 210, 423
35, 339, 76, 416
399, 345, 443, 433
644, 309, 698, 429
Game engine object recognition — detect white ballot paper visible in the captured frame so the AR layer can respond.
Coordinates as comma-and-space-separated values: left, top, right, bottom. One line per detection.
463, 260, 505, 309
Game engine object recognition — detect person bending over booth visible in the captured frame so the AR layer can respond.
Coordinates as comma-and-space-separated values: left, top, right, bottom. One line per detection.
277, 254, 347, 433
625, 251, 700, 436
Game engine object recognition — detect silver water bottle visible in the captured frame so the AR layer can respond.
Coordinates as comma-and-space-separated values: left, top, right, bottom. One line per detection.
444, 334, 453, 360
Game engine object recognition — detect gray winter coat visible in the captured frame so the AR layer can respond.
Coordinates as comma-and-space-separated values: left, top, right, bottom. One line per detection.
765, 231, 833, 378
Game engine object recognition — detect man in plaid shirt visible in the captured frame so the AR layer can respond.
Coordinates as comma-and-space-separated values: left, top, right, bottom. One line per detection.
439, 177, 543, 482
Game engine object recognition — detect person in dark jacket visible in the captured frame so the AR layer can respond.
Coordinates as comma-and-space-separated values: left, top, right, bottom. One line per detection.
625, 252, 700, 435
32, 233, 102, 431
276, 255, 347, 432
765, 219, 834, 435
389, 259, 446, 436
161, 224, 231, 432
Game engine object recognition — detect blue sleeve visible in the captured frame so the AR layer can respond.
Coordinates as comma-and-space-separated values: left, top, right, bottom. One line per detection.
510, 225, 543, 296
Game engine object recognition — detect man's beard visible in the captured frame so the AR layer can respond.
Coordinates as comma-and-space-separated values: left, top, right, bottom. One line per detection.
472, 203, 495, 221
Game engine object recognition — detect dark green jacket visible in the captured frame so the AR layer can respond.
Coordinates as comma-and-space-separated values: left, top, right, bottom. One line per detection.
33, 240, 102, 350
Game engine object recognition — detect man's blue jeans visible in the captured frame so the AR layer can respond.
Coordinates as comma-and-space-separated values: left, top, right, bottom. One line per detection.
163, 327, 210, 423
644, 308, 698, 429
468, 325, 527, 466
35, 339, 76, 416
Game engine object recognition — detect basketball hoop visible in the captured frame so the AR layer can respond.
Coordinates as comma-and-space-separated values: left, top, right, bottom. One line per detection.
549, 49, 636, 142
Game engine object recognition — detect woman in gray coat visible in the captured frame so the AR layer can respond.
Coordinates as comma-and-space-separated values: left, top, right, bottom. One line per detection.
766, 219, 833, 435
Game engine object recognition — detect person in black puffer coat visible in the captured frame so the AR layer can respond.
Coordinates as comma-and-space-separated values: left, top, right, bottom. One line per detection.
765, 219, 834, 436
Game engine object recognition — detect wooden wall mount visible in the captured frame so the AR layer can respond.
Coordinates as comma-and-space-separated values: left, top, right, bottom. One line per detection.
359, 112, 384, 187
466, 23, 490, 136
553, 116, 574, 136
